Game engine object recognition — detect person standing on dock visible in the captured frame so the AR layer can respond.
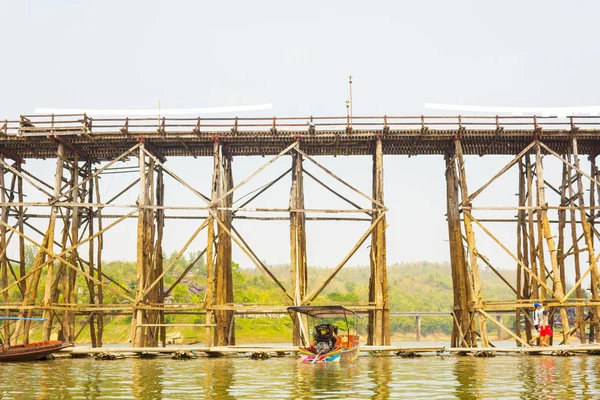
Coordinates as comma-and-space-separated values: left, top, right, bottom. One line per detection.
530, 302, 542, 345
539, 302, 551, 346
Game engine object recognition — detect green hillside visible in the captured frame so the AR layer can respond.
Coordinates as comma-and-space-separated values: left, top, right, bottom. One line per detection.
10, 246, 518, 343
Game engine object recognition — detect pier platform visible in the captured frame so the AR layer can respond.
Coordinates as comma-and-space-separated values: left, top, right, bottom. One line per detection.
58, 344, 600, 358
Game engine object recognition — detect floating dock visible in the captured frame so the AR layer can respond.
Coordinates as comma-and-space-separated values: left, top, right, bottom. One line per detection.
58, 344, 600, 358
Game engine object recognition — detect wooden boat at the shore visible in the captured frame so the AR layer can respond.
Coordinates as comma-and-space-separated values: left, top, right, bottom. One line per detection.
287, 305, 361, 364
0, 316, 73, 362
0, 340, 73, 362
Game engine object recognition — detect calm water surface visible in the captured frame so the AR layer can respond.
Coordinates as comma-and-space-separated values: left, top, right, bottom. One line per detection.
1, 353, 600, 399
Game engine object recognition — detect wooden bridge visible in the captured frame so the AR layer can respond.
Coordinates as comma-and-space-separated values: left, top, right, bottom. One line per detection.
1, 113, 600, 349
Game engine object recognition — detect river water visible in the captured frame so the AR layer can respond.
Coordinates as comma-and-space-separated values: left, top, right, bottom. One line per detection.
1, 352, 600, 399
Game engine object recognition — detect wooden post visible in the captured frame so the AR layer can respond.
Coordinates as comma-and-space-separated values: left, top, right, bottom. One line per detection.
415, 315, 421, 342
290, 150, 308, 346
455, 139, 488, 347
132, 144, 153, 347
368, 138, 389, 346
496, 315, 503, 340
568, 156, 585, 343
0, 156, 8, 343
94, 174, 104, 347
572, 138, 600, 342
155, 167, 165, 347
525, 155, 540, 301
534, 143, 570, 342
214, 143, 235, 346
517, 160, 532, 345
64, 154, 80, 342
41, 143, 65, 341
445, 152, 473, 347
205, 141, 218, 347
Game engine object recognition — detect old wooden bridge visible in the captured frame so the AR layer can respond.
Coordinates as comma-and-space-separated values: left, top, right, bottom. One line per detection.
1, 113, 600, 349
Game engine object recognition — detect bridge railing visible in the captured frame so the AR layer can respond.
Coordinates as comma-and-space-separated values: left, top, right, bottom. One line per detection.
3, 114, 600, 137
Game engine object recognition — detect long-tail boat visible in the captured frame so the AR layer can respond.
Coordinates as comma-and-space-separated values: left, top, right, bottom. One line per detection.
287, 305, 361, 364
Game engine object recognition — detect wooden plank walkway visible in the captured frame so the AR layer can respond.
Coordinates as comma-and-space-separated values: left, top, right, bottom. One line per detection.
59, 343, 600, 357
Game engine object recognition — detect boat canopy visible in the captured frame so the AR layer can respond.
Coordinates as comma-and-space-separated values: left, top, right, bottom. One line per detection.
0, 316, 46, 321
287, 305, 361, 319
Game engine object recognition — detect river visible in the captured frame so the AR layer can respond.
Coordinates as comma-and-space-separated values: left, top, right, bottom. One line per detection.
1, 351, 600, 399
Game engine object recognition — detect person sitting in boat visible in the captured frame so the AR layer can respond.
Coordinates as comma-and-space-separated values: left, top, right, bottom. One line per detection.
312, 324, 341, 354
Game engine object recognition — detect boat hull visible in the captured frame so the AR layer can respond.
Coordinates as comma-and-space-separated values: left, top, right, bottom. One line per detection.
0, 341, 72, 362
299, 345, 359, 364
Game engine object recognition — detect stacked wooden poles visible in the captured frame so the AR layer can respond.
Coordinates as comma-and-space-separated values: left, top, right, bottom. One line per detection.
205, 141, 219, 348
368, 138, 390, 346
213, 142, 235, 346
445, 152, 474, 347
572, 139, 600, 342
289, 150, 308, 346
60, 154, 80, 343
534, 144, 571, 342
454, 139, 488, 347
132, 144, 159, 347
40, 143, 65, 341
588, 156, 600, 343
0, 156, 8, 343
0, 155, 10, 338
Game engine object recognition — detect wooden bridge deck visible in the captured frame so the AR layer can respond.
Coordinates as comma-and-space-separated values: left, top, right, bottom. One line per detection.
2, 114, 600, 160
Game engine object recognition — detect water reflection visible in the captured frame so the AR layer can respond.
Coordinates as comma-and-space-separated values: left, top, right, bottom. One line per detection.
367, 357, 391, 400
1, 353, 600, 398
132, 356, 163, 398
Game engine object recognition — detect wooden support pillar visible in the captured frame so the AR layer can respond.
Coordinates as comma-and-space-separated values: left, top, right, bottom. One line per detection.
496, 315, 503, 340
572, 139, 600, 342
205, 141, 218, 347
63, 154, 80, 343
415, 315, 421, 342
214, 143, 235, 346
290, 150, 309, 346
455, 139, 488, 347
517, 159, 532, 345
534, 143, 570, 342
155, 167, 165, 347
525, 155, 540, 301
445, 152, 473, 347
368, 138, 389, 346
0, 156, 9, 343
132, 144, 155, 347
568, 155, 585, 343
94, 174, 104, 347
41, 143, 65, 341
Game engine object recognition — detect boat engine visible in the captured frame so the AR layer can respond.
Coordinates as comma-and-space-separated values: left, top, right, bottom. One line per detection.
313, 324, 338, 354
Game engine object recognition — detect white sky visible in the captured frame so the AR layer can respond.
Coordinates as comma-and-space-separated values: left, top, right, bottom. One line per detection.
2, 1, 600, 283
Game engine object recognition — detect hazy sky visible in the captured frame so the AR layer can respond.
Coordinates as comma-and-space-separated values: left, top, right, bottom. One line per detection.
2, 1, 600, 279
